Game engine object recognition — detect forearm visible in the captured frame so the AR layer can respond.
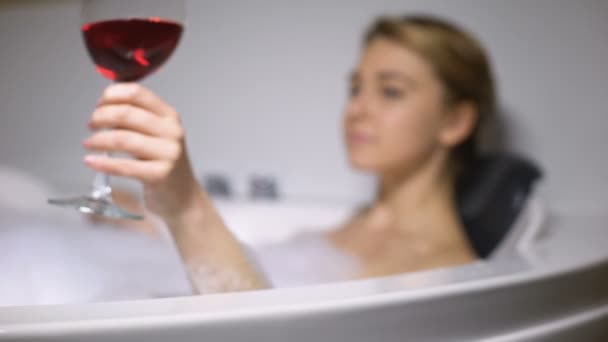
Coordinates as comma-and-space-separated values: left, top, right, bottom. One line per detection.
164, 189, 270, 294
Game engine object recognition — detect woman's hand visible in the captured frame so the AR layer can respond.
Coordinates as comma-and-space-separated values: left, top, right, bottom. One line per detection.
84, 83, 270, 293
83, 83, 201, 220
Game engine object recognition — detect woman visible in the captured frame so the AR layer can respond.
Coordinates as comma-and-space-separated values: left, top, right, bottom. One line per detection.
82, 15, 496, 293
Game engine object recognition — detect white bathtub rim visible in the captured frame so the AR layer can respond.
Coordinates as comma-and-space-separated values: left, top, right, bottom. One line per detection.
0, 243, 605, 337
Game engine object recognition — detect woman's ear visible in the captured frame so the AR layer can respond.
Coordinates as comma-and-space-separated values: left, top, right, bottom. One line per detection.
438, 101, 478, 147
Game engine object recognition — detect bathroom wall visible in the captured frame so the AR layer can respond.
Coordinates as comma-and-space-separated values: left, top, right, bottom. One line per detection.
1, 0, 607, 214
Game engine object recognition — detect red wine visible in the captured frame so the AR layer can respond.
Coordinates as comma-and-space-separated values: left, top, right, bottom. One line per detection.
82, 18, 183, 82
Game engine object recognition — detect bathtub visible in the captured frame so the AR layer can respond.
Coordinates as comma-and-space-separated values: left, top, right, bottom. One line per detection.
0, 196, 607, 341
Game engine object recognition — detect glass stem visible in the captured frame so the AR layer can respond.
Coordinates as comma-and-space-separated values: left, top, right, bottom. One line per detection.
91, 152, 112, 200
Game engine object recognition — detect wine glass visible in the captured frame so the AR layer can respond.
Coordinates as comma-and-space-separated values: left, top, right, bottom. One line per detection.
48, 0, 185, 220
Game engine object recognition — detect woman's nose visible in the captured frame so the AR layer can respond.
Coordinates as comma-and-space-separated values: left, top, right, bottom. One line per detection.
346, 91, 371, 119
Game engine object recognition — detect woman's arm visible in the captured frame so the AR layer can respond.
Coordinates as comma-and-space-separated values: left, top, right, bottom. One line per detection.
84, 83, 269, 293
163, 189, 269, 293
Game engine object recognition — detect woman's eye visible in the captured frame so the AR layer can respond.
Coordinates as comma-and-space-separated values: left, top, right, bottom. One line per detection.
349, 85, 360, 97
382, 87, 404, 99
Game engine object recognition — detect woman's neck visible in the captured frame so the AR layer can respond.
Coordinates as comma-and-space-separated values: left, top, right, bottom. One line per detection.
328, 153, 477, 277
373, 153, 461, 241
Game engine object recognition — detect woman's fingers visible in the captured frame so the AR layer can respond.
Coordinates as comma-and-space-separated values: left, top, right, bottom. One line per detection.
89, 104, 184, 140
85, 83, 194, 190
98, 83, 178, 118
84, 155, 174, 185
83, 129, 182, 162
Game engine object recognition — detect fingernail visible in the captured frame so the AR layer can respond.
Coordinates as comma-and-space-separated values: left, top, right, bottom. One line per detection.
84, 154, 100, 164
82, 138, 91, 147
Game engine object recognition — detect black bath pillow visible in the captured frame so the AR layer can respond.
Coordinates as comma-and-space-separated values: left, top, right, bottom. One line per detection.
456, 153, 542, 258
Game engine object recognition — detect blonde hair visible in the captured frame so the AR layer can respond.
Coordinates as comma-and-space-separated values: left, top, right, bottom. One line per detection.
365, 15, 496, 166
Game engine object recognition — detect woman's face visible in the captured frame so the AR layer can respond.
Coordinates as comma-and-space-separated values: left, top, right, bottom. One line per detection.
344, 37, 449, 176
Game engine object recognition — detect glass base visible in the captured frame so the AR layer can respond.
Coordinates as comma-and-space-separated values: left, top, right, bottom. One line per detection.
48, 196, 143, 220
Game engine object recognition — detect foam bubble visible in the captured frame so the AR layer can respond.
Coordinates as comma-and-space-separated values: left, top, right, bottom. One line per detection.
0, 215, 192, 306
251, 232, 360, 288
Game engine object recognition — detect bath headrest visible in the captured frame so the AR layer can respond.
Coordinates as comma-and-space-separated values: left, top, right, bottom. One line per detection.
456, 153, 542, 258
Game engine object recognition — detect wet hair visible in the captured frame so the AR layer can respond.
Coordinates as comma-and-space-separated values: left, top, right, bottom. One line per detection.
364, 15, 496, 168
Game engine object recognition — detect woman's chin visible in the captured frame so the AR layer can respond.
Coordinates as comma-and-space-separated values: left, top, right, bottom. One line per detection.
348, 155, 380, 173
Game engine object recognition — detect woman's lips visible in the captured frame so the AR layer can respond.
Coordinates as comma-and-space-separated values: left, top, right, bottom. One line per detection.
347, 131, 374, 145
